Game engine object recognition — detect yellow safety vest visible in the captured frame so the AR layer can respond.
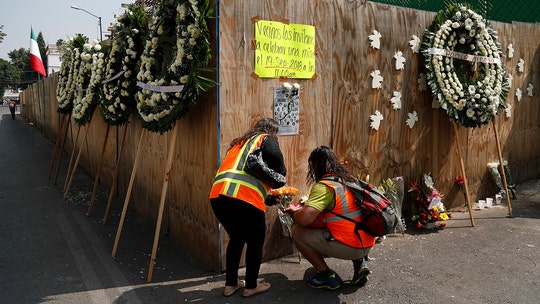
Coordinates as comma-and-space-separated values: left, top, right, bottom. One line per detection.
209, 134, 270, 212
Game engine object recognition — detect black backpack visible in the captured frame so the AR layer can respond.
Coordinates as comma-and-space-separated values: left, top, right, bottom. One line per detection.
323, 177, 398, 237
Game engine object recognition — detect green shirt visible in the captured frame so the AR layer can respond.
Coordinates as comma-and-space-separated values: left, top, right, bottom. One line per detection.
305, 182, 335, 212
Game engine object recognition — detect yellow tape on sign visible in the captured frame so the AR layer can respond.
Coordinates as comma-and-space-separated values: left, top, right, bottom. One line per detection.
254, 20, 316, 79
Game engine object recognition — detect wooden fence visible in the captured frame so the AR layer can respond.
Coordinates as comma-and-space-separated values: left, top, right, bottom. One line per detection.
20, 1, 540, 272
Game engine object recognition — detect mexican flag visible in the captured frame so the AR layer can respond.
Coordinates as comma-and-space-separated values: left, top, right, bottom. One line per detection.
30, 27, 46, 77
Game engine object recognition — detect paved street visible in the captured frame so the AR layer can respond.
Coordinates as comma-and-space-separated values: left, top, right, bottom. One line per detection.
1, 105, 539, 304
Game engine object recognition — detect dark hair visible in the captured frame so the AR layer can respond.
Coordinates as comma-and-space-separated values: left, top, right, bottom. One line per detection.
306, 146, 357, 184
229, 118, 280, 150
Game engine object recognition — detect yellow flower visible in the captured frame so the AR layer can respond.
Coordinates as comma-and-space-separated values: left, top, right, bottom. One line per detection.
440, 213, 449, 220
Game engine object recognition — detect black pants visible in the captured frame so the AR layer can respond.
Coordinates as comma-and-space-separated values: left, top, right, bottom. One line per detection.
211, 196, 266, 289
9, 107, 15, 119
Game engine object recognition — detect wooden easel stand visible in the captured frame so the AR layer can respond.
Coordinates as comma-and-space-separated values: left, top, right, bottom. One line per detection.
64, 123, 91, 200
54, 113, 72, 185
103, 124, 129, 225
147, 123, 179, 283
452, 122, 475, 227
112, 129, 146, 258
48, 114, 66, 179
63, 125, 81, 192
87, 124, 111, 217
492, 118, 513, 217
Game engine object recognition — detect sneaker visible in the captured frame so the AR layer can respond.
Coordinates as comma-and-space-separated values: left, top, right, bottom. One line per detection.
351, 267, 370, 286
307, 271, 343, 290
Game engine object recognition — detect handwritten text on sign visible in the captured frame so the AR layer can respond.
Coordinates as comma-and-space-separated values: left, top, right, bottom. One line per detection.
255, 20, 316, 79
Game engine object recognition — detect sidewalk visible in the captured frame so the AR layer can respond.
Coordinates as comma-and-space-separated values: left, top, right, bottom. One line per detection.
1, 106, 539, 304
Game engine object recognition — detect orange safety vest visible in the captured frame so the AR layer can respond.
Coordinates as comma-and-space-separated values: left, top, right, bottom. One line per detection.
209, 134, 270, 212
319, 179, 376, 248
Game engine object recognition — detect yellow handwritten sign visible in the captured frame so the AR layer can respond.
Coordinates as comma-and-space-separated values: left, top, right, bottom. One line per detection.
254, 20, 316, 79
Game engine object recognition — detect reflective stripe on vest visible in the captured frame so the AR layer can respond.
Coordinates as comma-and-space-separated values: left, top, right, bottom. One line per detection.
209, 134, 269, 211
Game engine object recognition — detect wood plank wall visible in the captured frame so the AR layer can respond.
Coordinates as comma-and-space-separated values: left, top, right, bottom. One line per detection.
19, 1, 540, 272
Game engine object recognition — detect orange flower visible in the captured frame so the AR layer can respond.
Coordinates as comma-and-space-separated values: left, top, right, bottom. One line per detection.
271, 186, 298, 196
408, 178, 419, 192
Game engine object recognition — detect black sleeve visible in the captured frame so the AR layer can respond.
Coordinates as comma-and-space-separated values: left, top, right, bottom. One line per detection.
260, 136, 287, 176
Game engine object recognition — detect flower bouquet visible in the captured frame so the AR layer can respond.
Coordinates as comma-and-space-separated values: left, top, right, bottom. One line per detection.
271, 186, 299, 237
409, 173, 451, 229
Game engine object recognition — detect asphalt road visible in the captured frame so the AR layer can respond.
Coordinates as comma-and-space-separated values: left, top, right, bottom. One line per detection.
1, 106, 539, 304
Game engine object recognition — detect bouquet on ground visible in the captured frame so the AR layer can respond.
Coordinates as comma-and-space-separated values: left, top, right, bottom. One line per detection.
409, 173, 451, 229
271, 186, 299, 236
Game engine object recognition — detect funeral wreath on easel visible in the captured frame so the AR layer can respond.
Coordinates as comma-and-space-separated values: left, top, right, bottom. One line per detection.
136, 0, 215, 134
421, 2, 510, 128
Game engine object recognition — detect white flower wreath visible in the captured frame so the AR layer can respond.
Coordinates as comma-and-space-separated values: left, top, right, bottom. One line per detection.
56, 34, 86, 114
100, 4, 147, 126
136, 0, 215, 134
72, 40, 106, 126
421, 3, 509, 128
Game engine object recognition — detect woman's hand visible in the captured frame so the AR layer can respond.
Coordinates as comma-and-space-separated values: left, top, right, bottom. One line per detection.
285, 203, 302, 216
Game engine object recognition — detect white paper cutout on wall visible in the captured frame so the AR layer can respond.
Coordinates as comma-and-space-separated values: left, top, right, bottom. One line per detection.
527, 83, 534, 97
368, 30, 382, 49
516, 88, 522, 102
394, 51, 406, 70
507, 74, 513, 89
418, 73, 427, 91
406, 111, 418, 129
390, 91, 402, 110
507, 44, 514, 58
370, 70, 383, 89
409, 35, 420, 53
518, 58, 525, 73
505, 103, 512, 118
370, 110, 384, 130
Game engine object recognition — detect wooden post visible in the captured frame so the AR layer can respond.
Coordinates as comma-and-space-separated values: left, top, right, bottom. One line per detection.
63, 124, 81, 192
112, 129, 146, 258
452, 122, 475, 227
64, 124, 91, 200
103, 123, 129, 225
491, 118, 513, 217
48, 114, 66, 179
86, 124, 111, 217
147, 123, 178, 283
54, 113, 72, 185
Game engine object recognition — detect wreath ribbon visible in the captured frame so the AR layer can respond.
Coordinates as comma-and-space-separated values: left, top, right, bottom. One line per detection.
136, 81, 185, 93
102, 70, 125, 84
427, 47, 501, 65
